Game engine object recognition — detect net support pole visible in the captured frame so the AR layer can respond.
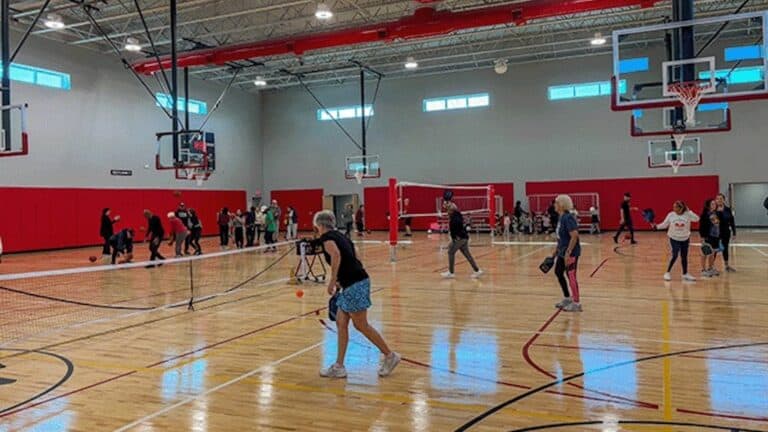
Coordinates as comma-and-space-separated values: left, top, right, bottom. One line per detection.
488, 185, 496, 241
388, 178, 398, 262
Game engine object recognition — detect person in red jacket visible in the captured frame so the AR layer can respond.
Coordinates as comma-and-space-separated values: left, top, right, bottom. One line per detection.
167, 213, 189, 258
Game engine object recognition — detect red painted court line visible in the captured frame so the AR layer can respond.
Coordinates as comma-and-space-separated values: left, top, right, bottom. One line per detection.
536, 342, 768, 365
589, 258, 610, 277
522, 309, 659, 410
318, 319, 641, 408
0, 370, 137, 419
677, 408, 768, 422
2, 305, 326, 419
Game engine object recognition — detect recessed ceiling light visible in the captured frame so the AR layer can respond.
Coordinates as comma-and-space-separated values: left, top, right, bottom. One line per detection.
590, 32, 607, 46
404, 57, 419, 70
494, 58, 508, 74
43, 13, 65, 30
315, 3, 333, 20
254, 77, 267, 87
124, 37, 142, 52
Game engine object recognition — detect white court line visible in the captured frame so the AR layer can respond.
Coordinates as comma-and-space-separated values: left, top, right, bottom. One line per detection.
113, 342, 323, 432
492, 241, 592, 246
753, 247, 768, 258
690, 242, 768, 248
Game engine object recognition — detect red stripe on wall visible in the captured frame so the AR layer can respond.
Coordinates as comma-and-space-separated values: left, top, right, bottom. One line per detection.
364, 182, 514, 230
0, 187, 246, 253
270, 188, 324, 231
525, 175, 719, 230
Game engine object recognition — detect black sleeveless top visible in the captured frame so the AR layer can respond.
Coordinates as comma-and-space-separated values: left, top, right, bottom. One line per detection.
320, 230, 369, 288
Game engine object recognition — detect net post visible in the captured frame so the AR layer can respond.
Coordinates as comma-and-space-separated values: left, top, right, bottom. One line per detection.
388, 177, 398, 262
488, 185, 496, 241
187, 259, 195, 311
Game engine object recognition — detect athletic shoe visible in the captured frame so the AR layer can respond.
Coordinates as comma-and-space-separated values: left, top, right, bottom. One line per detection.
470, 270, 484, 279
630, 240, 638, 245
725, 266, 736, 273
563, 302, 582, 312
663, 272, 672, 281
613, 236, 619, 244
378, 352, 401, 377
555, 297, 573, 309
319, 363, 347, 378
710, 268, 721, 276
441, 272, 455, 279
683, 274, 697, 282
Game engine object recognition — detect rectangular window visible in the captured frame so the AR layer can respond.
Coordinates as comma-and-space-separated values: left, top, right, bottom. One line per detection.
423, 93, 490, 112
619, 57, 650, 74
699, 67, 764, 85
0, 63, 71, 90
725, 45, 764, 62
317, 104, 373, 121
548, 80, 626, 101
155, 93, 208, 115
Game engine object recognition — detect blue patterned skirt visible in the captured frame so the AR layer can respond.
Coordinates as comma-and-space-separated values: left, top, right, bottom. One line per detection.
337, 278, 372, 313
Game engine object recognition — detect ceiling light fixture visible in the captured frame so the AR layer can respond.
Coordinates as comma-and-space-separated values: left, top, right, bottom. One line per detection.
590, 32, 607, 46
315, 3, 333, 20
124, 37, 142, 52
43, 13, 65, 30
494, 59, 508, 74
404, 57, 419, 70
254, 77, 267, 87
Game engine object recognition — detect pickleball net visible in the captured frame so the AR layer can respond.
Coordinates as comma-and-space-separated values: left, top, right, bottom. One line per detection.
0, 241, 295, 346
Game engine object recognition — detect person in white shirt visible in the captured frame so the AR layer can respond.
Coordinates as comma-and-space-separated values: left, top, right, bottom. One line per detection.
654, 200, 700, 282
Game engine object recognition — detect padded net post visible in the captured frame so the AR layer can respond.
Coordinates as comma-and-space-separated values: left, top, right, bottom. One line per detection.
488, 185, 496, 239
388, 178, 398, 261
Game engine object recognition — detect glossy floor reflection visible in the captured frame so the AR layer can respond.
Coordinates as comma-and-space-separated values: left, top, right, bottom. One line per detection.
0, 231, 767, 431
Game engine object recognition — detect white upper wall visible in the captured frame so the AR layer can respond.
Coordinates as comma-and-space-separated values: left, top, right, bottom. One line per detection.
0, 32, 263, 202
260, 53, 766, 200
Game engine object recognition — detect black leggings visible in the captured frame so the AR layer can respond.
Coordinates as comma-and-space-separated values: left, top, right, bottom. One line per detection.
102, 236, 111, 255
190, 228, 202, 253
667, 238, 690, 274
615, 220, 635, 241
219, 225, 229, 246
720, 234, 731, 262
234, 227, 244, 248
149, 237, 165, 261
554, 256, 580, 302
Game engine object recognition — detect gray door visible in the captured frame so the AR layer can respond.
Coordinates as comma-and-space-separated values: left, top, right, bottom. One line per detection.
732, 183, 768, 227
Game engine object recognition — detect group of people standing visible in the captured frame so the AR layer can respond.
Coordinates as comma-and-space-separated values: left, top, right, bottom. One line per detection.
217, 200, 300, 253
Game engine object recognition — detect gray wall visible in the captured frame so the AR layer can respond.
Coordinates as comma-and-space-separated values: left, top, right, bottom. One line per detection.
733, 183, 768, 227
0, 32, 262, 203
260, 54, 766, 201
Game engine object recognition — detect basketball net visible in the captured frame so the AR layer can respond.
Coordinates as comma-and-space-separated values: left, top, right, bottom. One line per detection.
667, 82, 708, 128
354, 170, 364, 185
669, 132, 687, 174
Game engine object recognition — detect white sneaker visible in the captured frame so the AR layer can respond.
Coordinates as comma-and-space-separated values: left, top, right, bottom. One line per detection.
555, 297, 573, 309
470, 269, 484, 279
378, 352, 401, 377
563, 302, 583, 312
683, 274, 697, 282
663, 272, 672, 281
319, 363, 347, 378
441, 272, 455, 279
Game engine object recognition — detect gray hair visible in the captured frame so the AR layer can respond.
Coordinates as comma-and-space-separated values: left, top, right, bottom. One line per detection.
313, 210, 336, 230
555, 194, 574, 211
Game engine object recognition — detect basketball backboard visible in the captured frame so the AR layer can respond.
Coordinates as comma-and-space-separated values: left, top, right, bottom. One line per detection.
630, 103, 730, 136
0, 104, 29, 158
648, 137, 702, 169
155, 130, 215, 173
345, 154, 380, 181
612, 11, 768, 111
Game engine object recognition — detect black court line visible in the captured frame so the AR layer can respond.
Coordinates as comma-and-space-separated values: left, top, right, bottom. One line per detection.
0, 349, 74, 415
506, 420, 766, 432
454, 341, 768, 431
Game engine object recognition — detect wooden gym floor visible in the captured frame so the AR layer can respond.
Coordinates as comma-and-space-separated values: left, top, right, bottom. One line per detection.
1, 230, 767, 431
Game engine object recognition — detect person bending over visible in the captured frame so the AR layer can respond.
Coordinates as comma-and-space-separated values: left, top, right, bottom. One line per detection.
109, 228, 134, 264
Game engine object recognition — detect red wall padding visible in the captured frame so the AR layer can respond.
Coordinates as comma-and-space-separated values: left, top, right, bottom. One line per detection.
525, 175, 720, 230
270, 188, 324, 231
0, 187, 246, 253
364, 182, 514, 230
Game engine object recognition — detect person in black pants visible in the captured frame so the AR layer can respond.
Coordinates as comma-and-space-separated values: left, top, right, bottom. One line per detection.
217, 207, 230, 250
109, 228, 134, 264
716, 193, 737, 272
175, 203, 191, 255
188, 208, 203, 255
343, 204, 354, 238
614, 192, 638, 244
546, 200, 558, 234
143, 209, 165, 266
440, 202, 483, 279
100, 208, 120, 262
245, 206, 257, 247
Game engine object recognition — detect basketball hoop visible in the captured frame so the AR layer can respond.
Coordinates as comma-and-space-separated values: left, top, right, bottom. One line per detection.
353, 170, 364, 185
667, 82, 709, 127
